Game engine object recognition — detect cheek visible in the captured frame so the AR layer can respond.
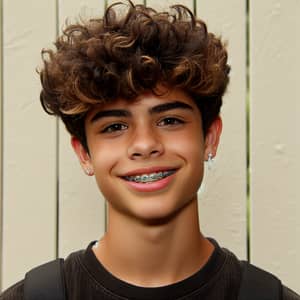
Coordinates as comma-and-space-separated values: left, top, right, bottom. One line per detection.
91, 151, 120, 201
166, 129, 205, 160
89, 143, 122, 180
169, 131, 205, 187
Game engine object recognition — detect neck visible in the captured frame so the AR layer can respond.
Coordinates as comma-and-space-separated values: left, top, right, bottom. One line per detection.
93, 198, 214, 287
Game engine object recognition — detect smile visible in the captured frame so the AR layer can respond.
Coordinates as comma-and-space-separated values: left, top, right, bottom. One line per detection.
124, 170, 177, 184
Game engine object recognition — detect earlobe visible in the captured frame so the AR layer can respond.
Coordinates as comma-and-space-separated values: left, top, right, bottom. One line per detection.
204, 117, 222, 160
71, 137, 94, 176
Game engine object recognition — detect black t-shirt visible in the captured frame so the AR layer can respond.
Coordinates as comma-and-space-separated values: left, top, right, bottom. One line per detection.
1, 240, 299, 300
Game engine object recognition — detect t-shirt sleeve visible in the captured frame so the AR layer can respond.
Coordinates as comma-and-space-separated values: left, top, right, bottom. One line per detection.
0, 280, 24, 300
283, 285, 300, 300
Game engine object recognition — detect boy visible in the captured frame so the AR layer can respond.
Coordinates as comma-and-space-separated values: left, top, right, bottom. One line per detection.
1, 1, 299, 299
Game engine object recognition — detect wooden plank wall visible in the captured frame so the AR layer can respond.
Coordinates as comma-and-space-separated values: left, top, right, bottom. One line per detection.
1, 0, 57, 289
249, 0, 300, 292
0, 0, 299, 294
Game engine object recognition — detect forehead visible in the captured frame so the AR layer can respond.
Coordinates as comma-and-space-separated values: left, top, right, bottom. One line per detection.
86, 88, 198, 122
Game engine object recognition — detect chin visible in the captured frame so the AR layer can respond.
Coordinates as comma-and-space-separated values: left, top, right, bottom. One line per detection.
131, 197, 193, 226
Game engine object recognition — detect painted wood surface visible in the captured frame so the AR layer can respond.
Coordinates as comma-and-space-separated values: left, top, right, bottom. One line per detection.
249, 0, 300, 292
1, 0, 57, 289
0, 0, 298, 294
0, 0, 3, 290
196, 0, 247, 260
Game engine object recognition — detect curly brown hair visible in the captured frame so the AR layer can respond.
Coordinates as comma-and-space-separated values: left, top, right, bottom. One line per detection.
39, 0, 230, 150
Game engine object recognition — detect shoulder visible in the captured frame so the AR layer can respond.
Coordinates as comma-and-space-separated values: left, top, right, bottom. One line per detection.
217, 241, 300, 300
283, 286, 300, 300
238, 261, 300, 300
0, 246, 85, 300
0, 280, 24, 300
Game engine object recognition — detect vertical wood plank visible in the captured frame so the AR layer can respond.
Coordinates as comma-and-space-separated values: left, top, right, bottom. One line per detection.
58, 0, 106, 258
107, 0, 145, 5
1, 0, 57, 289
146, 0, 193, 11
0, 0, 3, 290
197, 0, 247, 258
250, 0, 300, 292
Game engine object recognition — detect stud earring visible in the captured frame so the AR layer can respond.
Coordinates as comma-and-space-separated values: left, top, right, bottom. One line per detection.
207, 153, 214, 170
85, 168, 93, 176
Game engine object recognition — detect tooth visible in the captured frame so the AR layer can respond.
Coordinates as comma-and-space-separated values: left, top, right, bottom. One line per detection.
125, 170, 175, 183
149, 173, 156, 180
141, 175, 147, 182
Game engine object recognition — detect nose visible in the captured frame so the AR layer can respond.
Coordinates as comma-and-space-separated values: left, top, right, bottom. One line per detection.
127, 126, 164, 160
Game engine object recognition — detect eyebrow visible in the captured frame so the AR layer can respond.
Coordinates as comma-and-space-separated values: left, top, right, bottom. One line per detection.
90, 100, 194, 123
90, 109, 131, 123
149, 101, 194, 114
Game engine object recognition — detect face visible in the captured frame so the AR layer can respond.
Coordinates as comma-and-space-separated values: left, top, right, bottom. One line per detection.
72, 87, 222, 224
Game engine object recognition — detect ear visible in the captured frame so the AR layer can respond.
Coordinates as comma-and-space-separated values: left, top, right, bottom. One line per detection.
204, 116, 223, 160
71, 136, 94, 176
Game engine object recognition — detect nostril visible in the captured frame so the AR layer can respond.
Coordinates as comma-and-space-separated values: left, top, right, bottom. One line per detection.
150, 150, 159, 155
128, 141, 164, 160
132, 152, 142, 157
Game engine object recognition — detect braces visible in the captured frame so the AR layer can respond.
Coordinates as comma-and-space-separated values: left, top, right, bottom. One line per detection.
125, 170, 175, 183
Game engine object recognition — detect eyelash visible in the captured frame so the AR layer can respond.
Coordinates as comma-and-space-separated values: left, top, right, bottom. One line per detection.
157, 117, 185, 127
100, 123, 128, 133
100, 117, 185, 134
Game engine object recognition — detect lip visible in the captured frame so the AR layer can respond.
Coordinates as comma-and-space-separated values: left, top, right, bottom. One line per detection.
121, 171, 177, 193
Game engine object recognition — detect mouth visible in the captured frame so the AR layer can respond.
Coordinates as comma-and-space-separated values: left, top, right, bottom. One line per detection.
122, 169, 177, 184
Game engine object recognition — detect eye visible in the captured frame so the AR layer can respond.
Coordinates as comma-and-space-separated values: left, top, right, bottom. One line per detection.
101, 123, 128, 133
157, 117, 185, 127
